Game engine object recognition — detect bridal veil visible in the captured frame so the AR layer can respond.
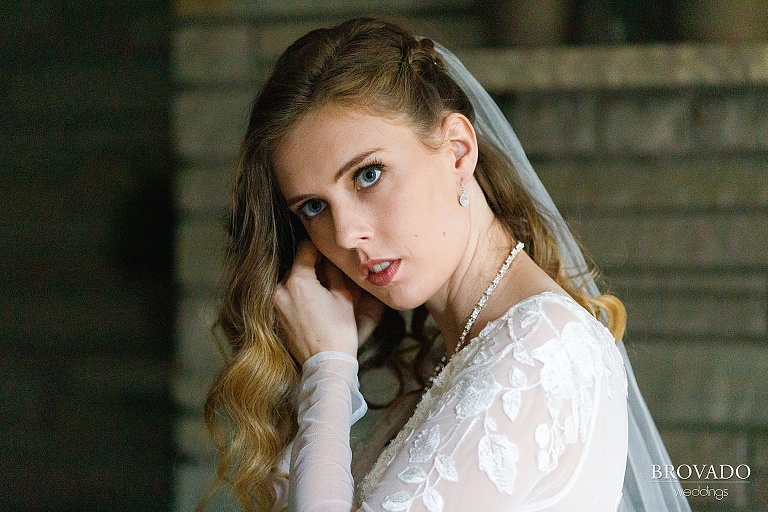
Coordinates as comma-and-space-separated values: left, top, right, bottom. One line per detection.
435, 42, 691, 512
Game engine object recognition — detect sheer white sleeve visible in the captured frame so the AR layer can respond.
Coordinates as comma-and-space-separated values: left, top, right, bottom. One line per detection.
289, 293, 628, 512
289, 351, 367, 512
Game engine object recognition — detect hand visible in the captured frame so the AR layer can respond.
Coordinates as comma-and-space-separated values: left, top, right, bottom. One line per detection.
314, 254, 384, 345
349, 281, 385, 347
274, 240, 383, 365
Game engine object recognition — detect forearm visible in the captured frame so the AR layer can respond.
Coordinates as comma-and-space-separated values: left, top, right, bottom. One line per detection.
289, 351, 367, 512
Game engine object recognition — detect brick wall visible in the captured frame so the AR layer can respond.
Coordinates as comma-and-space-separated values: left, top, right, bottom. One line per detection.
172, 4, 768, 510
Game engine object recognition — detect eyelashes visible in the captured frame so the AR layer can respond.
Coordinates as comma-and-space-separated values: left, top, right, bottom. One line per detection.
354, 163, 383, 189
298, 198, 327, 218
295, 160, 385, 220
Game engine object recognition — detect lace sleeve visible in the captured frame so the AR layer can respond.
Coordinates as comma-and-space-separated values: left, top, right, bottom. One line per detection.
289, 294, 628, 512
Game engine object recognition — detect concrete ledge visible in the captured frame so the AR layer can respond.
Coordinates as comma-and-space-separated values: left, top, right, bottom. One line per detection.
176, 296, 224, 376
538, 156, 768, 212
176, 166, 231, 214
615, 273, 767, 340
574, 212, 768, 268
173, 16, 482, 84
173, 89, 252, 163
457, 43, 768, 93
627, 341, 768, 426
174, 0, 473, 18
175, 218, 225, 289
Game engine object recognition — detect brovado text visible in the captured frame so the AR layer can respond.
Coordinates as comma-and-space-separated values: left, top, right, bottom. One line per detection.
652, 464, 751, 481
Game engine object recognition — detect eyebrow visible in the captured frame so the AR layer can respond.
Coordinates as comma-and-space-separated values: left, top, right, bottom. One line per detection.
285, 148, 381, 208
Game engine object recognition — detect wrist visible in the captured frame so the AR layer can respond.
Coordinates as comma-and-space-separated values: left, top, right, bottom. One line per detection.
291, 331, 357, 366
303, 350, 359, 371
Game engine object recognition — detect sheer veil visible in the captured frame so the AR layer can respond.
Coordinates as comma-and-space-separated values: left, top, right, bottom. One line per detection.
435, 42, 691, 512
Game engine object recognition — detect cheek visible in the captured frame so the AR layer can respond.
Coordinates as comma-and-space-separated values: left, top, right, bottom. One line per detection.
405, 182, 463, 241
396, 177, 453, 229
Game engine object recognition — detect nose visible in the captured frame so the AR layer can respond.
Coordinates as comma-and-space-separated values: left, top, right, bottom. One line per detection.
332, 202, 373, 249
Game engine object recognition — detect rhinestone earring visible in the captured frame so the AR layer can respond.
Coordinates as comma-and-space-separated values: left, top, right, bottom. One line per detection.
459, 183, 469, 206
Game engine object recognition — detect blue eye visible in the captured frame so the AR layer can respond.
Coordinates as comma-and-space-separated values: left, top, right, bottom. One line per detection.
355, 165, 382, 189
299, 198, 327, 218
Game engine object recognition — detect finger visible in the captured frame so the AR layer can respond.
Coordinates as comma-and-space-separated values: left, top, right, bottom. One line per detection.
272, 285, 295, 326
322, 258, 352, 297
292, 239, 320, 274
272, 282, 289, 309
354, 292, 384, 344
356, 313, 378, 343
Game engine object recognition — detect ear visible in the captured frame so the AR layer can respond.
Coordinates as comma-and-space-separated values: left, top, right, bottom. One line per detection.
442, 113, 478, 184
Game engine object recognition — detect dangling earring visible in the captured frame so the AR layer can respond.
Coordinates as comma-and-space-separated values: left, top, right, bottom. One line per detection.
459, 183, 469, 206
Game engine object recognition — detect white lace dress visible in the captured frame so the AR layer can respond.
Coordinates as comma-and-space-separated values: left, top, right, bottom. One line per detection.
285, 292, 628, 512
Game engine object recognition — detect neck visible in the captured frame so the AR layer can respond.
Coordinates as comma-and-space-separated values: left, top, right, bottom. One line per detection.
424, 194, 515, 355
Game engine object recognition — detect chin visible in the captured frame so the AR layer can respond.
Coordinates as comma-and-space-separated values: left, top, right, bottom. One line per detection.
386, 301, 423, 312
376, 288, 430, 312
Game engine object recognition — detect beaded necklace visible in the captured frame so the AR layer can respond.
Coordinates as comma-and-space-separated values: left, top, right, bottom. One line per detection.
425, 241, 525, 389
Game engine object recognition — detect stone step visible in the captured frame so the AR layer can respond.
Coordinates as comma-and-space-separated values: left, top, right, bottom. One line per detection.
174, 460, 222, 512
612, 273, 766, 340
173, 89, 252, 163
174, 252, 766, 375
175, 295, 224, 380
173, 333, 768, 446
174, 15, 483, 85
572, 211, 768, 269
174, 370, 219, 415
175, 218, 226, 290
174, 0, 474, 19
176, 165, 232, 214
507, 89, 768, 157
626, 341, 768, 427
169, 9, 768, 510
537, 156, 768, 213
457, 43, 768, 93
174, 337, 768, 452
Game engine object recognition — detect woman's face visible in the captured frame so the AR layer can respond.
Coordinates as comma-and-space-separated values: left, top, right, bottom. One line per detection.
273, 105, 477, 310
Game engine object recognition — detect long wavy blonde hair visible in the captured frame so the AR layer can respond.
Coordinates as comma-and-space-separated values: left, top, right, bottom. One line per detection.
203, 17, 626, 511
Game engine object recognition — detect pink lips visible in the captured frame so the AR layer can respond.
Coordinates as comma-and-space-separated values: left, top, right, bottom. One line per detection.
363, 259, 401, 286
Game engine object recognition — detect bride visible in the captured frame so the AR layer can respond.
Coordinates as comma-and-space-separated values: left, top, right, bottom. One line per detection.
203, 17, 691, 512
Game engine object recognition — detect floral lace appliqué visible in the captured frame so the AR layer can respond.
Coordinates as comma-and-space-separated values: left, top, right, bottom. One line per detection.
357, 293, 626, 511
